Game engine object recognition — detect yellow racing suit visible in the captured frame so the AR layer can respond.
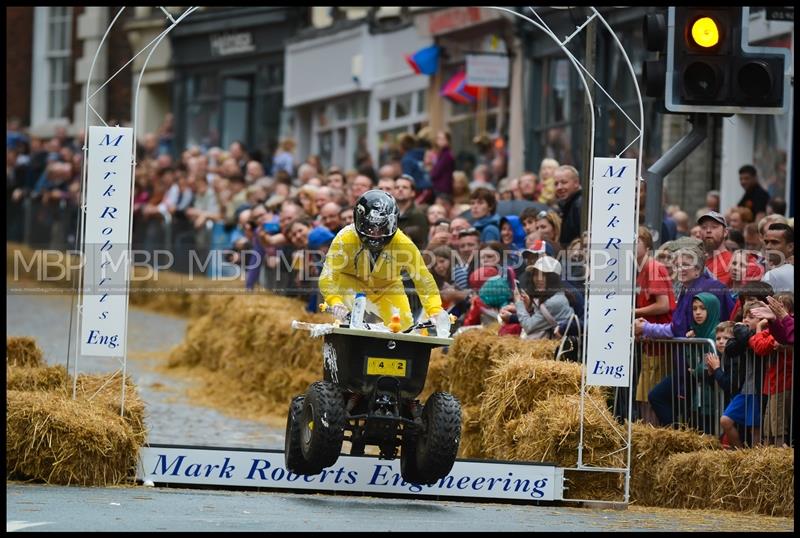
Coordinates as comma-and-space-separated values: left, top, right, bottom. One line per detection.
318, 224, 443, 330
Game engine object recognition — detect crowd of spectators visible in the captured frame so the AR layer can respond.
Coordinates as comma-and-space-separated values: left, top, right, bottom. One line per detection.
6, 117, 795, 447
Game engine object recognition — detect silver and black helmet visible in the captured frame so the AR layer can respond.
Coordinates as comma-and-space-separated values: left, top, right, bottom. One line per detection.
354, 189, 399, 252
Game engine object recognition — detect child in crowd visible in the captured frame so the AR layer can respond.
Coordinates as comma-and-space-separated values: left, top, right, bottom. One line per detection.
685, 292, 721, 435
705, 321, 739, 404
751, 293, 794, 446
718, 301, 767, 448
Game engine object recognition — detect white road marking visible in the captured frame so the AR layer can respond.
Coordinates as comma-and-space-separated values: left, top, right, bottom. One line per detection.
7, 521, 52, 532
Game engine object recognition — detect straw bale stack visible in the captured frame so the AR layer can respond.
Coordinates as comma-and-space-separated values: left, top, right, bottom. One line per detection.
504, 393, 625, 499
448, 329, 560, 406
7, 336, 44, 367
457, 405, 485, 459
629, 421, 720, 506
167, 293, 331, 417
73, 372, 147, 440
6, 338, 147, 486
420, 347, 450, 402
7, 364, 69, 392
479, 353, 601, 458
7, 390, 143, 486
652, 446, 794, 517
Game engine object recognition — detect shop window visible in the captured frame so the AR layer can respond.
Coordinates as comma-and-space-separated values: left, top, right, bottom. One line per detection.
375, 90, 429, 167
311, 95, 369, 171
318, 131, 333, 169
221, 75, 252, 149
32, 7, 73, 123
186, 102, 220, 149
395, 93, 412, 119
753, 115, 789, 199
380, 99, 391, 122
416, 89, 426, 115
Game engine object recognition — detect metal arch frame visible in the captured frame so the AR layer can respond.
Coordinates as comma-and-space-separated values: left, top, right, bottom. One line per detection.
487, 6, 645, 506
66, 4, 645, 506
72, 7, 198, 413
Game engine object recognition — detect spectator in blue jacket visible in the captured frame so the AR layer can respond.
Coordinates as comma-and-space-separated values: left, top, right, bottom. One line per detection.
468, 187, 501, 243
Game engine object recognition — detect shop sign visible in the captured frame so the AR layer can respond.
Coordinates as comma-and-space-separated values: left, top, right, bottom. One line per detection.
210, 32, 255, 56
466, 53, 509, 88
421, 7, 499, 36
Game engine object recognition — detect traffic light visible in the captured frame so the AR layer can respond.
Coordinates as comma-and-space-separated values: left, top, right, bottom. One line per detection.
642, 7, 790, 115
642, 11, 667, 105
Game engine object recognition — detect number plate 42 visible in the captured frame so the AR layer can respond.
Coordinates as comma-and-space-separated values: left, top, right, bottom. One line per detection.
366, 357, 407, 377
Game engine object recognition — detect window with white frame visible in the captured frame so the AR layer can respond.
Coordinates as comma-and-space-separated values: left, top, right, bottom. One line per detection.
375, 89, 428, 166
32, 7, 73, 125
311, 94, 369, 172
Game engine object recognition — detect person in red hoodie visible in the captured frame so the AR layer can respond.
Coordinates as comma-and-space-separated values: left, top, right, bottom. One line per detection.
751, 294, 794, 446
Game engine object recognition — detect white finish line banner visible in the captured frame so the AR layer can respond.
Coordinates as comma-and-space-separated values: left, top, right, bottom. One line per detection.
585, 157, 637, 387
138, 446, 562, 502
80, 126, 133, 357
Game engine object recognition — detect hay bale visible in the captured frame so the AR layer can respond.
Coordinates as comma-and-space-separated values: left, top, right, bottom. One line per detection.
6, 390, 144, 486
6, 364, 68, 392
167, 294, 330, 418
629, 421, 720, 506
420, 347, 451, 401
7, 336, 44, 367
478, 353, 608, 459
448, 330, 560, 407
652, 447, 793, 517
6, 350, 147, 449
507, 394, 624, 499
73, 372, 147, 440
457, 405, 485, 459
509, 394, 623, 466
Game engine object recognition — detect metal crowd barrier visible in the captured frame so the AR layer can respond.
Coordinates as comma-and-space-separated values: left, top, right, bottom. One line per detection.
622, 337, 794, 447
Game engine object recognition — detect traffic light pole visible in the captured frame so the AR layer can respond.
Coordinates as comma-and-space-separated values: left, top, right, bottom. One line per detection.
644, 113, 709, 246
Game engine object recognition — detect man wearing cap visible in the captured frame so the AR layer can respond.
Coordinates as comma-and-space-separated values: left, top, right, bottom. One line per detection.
698, 211, 733, 287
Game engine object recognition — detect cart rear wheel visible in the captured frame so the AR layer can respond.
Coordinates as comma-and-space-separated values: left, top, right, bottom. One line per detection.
401, 392, 461, 485
285, 396, 321, 475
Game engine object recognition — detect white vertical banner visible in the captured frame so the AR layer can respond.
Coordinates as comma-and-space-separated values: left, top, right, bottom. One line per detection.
80, 126, 133, 357
585, 158, 637, 387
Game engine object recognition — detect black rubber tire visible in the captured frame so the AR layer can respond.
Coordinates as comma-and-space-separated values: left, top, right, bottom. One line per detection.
300, 381, 346, 470
402, 392, 461, 485
285, 396, 321, 475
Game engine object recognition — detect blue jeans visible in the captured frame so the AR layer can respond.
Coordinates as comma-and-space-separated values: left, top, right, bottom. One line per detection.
649, 375, 681, 427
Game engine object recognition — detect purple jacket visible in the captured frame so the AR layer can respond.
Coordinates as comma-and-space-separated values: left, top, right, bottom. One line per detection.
768, 315, 794, 345
642, 273, 734, 339
642, 273, 734, 396
430, 146, 455, 195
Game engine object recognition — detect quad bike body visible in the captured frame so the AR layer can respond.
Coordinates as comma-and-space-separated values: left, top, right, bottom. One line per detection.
286, 321, 461, 486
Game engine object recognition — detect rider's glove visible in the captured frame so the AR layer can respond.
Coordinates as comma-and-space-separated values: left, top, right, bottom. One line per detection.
433, 310, 451, 337
331, 303, 349, 322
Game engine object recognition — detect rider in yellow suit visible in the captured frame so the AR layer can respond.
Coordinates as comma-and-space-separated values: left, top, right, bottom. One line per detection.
319, 189, 446, 332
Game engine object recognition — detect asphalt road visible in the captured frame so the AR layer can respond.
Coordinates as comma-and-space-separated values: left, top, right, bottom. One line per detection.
6, 482, 794, 532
